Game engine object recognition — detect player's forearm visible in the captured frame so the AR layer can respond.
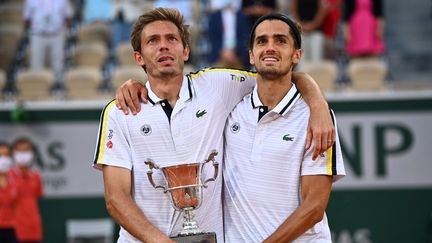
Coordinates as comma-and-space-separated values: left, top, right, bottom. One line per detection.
105, 194, 173, 243
292, 72, 329, 112
263, 201, 326, 242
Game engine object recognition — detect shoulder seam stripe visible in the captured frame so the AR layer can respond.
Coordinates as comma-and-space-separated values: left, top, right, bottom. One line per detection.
93, 99, 116, 166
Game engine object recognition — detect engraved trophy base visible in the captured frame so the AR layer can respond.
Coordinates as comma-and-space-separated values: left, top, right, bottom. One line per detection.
171, 232, 217, 243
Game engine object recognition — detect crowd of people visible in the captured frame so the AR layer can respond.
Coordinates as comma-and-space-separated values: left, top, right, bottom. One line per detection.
0, 138, 43, 243
0, 0, 386, 98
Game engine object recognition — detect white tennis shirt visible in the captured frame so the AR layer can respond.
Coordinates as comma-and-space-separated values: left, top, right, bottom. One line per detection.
93, 68, 256, 243
223, 84, 345, 242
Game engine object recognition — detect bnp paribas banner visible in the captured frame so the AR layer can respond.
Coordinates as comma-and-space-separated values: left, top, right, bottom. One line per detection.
0, 122, 104, 198
0, 98, 431, 197
1, 96, 432, 243
336, 111, 432, 189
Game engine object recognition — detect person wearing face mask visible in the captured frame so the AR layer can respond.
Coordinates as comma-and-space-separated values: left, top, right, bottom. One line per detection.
10, 138, 43, 243
0, 142, 18, 243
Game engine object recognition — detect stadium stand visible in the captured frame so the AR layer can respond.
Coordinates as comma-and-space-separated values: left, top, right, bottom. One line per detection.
300, 61, 338, 92
347, 58, 387, 91
73, 41, 108, 69
64, 67, 102, 100
16, 69, 54, 100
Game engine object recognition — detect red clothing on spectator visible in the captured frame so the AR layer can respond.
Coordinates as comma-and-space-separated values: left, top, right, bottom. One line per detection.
0, 173, 18, 228
322, 0, 341, 38
10, 167, 43, 242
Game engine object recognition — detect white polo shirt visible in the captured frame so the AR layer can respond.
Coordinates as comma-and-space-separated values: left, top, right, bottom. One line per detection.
223, 84, 345, 243
23, 0, 72, 34
93, 68, 256, 243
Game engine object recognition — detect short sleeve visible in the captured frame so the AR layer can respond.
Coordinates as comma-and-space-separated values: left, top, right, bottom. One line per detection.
93, 100, 133, 171
301, 110, 345, 182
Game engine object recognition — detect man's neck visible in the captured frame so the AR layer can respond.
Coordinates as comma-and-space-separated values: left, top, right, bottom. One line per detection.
148, 74, 184, 107
257, 75, 293, 110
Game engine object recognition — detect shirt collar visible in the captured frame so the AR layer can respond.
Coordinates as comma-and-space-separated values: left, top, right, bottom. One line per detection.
147, 75, 193, 105
250, 83, 301, 117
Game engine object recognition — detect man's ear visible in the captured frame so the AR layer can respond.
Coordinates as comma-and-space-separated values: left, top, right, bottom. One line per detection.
292, 49, 303, 65
134, 51, 145, 66
249, 49, 255, 66
183, 45, 190, 62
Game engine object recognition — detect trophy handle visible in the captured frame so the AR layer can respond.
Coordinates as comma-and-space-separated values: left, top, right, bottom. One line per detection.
144, 159, 167, 191
202, 150, 219, 188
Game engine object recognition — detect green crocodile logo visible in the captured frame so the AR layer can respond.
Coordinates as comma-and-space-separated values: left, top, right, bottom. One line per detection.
283, 134, 294, 141
196, 110, 207, 118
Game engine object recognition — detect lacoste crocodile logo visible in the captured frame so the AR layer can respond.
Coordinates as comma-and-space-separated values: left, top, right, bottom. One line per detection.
283, 134, 294, 141
196, 110, 207, 118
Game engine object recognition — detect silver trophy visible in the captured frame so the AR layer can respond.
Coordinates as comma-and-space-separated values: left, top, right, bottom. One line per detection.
144, 150, 219, 243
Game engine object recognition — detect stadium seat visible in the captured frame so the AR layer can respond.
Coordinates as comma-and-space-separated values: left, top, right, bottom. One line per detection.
16, 69, 54, 100
0, 3, 24, 26
116, 42, 135, 66
0, 69, 6, 91
73, 41, 108, 68
347, 58, 388, 91
0, 46, 16, 72
300, 60, 338, 92
64, 67, 102, 99
111, 65, 147, 90
78, 22, 112, 46
0, 24, 22, 51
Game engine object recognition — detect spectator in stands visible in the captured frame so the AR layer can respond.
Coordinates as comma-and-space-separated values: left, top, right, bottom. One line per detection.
10, 138, 43, 243
321, 0, 342, 59
23, 0, 73, 88
112, 0, 145, 50
208, 0, 251, 69
291, 0, 327, 63
343, 0, 385, 57
0, 142, 18, 243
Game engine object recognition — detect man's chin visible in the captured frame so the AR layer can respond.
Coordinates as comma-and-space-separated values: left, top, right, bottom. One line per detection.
257, 68, 280, 76
159, 67, 180, 76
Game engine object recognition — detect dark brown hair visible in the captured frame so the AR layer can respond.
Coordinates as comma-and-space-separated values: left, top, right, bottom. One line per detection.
249, 13, 302, 50
130, 7, 190, 52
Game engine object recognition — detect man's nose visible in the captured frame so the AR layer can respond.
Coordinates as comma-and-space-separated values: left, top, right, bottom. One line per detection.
265, 40, 277, 52
159, 38, 169, 50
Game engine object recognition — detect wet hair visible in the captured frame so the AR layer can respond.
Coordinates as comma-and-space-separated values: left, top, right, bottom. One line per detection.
130, 7, 190, 52
249, 13, 302, 50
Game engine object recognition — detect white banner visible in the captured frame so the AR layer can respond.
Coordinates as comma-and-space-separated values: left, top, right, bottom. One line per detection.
1, 110, 432, 197
335, 111, 432, 189
0, 122, 104, 198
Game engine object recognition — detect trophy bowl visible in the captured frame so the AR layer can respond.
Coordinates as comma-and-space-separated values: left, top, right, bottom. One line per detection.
144, 150, 218, 243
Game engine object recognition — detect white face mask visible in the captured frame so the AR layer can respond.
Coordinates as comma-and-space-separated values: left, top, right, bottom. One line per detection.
0, 156, 12, 172
14, 151, 34, 166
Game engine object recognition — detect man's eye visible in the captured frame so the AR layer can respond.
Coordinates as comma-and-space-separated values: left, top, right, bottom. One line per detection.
277, 38, 286, 44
